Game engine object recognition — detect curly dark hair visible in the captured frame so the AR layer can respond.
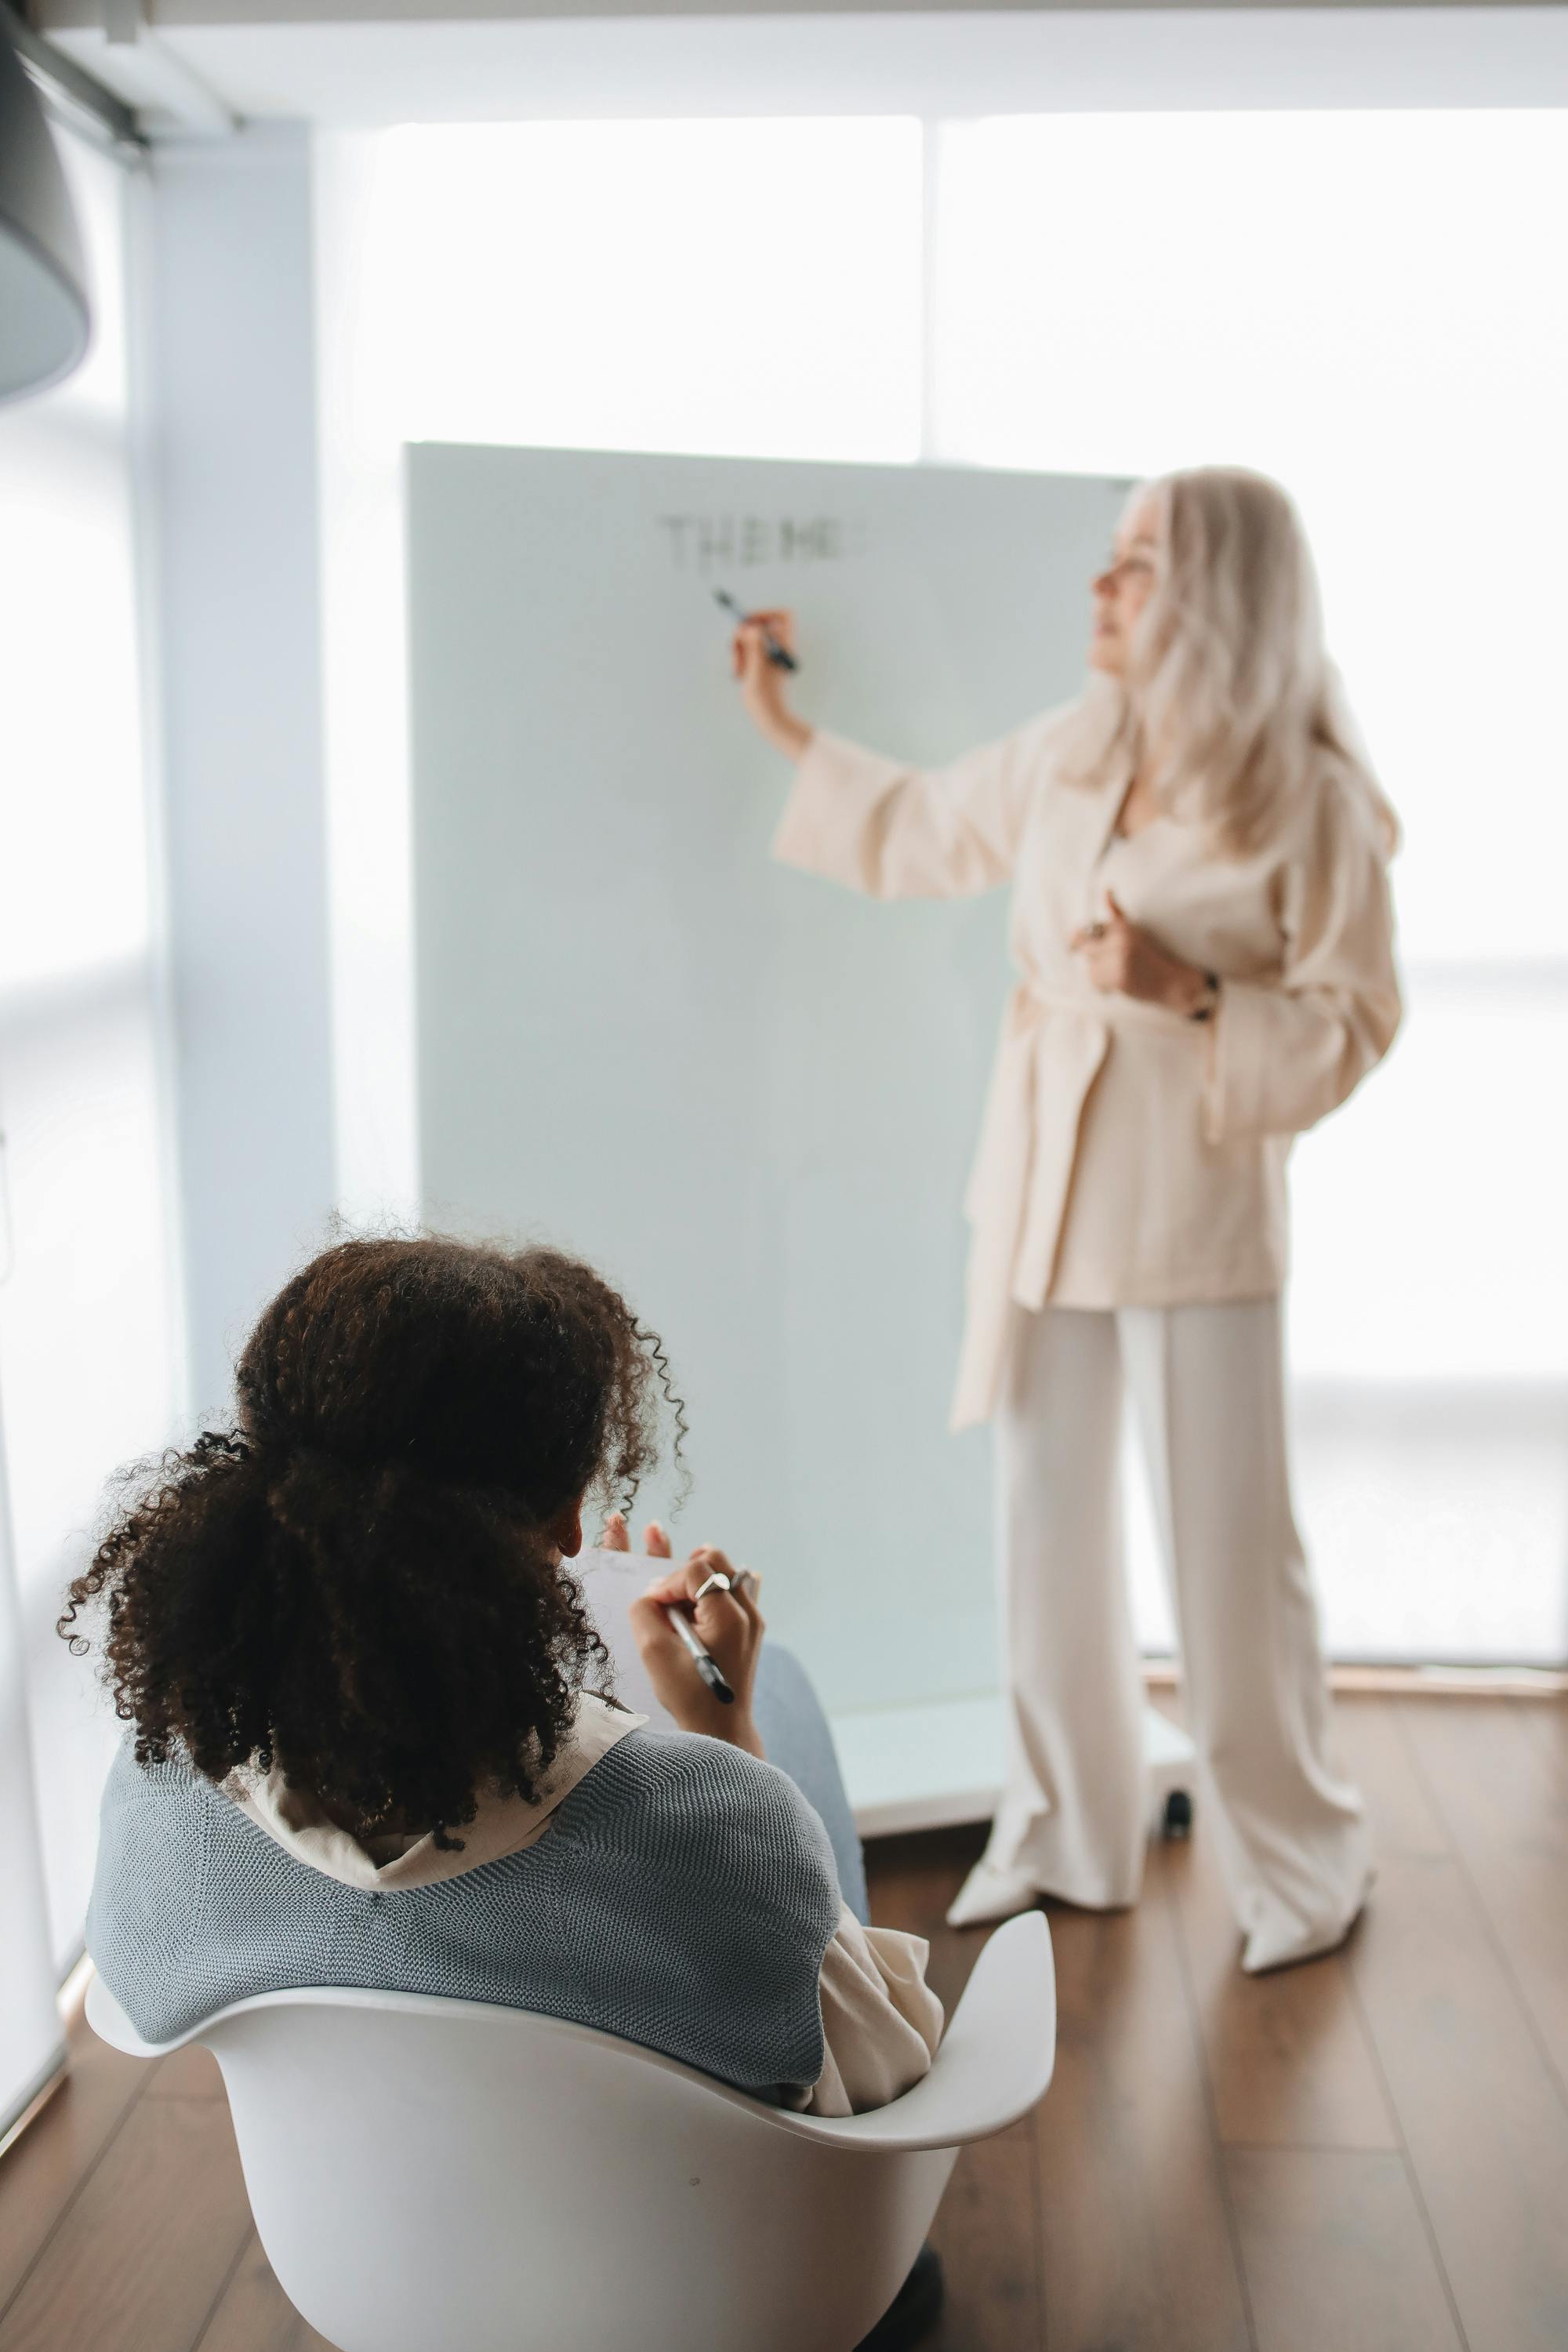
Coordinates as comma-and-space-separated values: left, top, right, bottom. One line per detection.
59, 1235, 688, 1848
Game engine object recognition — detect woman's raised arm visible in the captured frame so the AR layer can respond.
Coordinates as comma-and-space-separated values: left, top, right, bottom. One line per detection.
731, 609, 1048, 902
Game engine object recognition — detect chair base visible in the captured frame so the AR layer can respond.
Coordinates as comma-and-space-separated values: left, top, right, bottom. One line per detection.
855, 2246, 945, 2350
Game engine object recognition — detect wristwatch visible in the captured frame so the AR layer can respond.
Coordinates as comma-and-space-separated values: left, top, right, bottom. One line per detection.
1188, 971, 1221, 1024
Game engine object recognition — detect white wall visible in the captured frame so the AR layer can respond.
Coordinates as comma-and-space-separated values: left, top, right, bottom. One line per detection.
313, 131, 419, 1230
38, 9, 1568, 133
145, 125, 338, 1420
0, 1447, 60, 2131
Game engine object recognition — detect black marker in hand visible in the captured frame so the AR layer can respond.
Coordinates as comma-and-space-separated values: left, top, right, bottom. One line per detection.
662, 1602, 735, 1704
714, 589, 799, 673
659, 1566, 762, 1708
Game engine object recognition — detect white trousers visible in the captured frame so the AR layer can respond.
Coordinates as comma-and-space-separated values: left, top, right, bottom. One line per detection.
984, 1298, 1371, 1973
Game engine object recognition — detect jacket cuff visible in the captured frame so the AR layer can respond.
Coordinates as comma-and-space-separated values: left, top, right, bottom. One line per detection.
770, 730, 908, 893
1203, 978, 1275, 1145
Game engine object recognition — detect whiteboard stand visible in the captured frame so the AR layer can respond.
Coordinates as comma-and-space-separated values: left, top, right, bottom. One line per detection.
576, 1551, 1198, 1846
830, 1694, 1199, 1844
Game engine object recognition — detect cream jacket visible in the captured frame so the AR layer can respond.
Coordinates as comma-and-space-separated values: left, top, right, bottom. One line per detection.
232, 1693, 942, 2119
772, 716, 1401, 1429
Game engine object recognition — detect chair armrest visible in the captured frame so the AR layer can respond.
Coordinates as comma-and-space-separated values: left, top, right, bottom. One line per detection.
786, 1910, 1056, 2152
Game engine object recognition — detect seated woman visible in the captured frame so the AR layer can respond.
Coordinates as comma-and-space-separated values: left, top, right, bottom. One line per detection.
67, 1236, 944, 2163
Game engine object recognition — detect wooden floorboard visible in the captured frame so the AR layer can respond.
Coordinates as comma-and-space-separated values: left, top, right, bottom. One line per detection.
1163, 1804, 1396, 2154
1396, 1695, 1568, 2099
924, 2125, 1044, 2352
142, 2042, 227, 2102
1332, 1692, 1452, 1860
866, 1827, 1049, 2347
1030, 1843, 1254, 2352
0, 2089, 252, 2352
192, 2234, 335, 2352
1345, 1697, 1568, 2352
1227, 2147, 1465, 2352
0, 2016, 153, 2313
2, 1693, 1565, 2352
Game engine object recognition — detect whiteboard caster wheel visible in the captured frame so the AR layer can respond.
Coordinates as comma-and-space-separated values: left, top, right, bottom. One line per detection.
1162, 1790, 1193, 1840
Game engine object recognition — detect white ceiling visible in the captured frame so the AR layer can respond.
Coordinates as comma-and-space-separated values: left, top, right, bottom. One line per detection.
38, 6, 1568, 132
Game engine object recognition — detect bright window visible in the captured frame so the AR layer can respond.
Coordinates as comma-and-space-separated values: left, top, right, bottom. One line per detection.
930, 111, 1568, 1660
335, 109, 1567, 1668
364, 119, 924, 463
317, 118, 924, 1224
0, 134, 183, 1987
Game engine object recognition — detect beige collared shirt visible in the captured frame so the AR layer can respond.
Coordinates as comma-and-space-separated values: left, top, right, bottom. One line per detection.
230, 1693, 941, 2118
772, 716, 1402, 1428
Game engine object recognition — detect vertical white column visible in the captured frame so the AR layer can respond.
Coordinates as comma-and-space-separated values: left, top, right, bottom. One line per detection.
918, 117, 954, 466
918, 119, 939, 463
144, 125, 337, 1421
0, 1391, 64, 2137
0, 128, 188, 2002
314, 131, 418, 1232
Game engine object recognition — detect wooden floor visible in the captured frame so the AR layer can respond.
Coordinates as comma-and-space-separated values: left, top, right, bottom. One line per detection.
2, 1694, 1566, 2352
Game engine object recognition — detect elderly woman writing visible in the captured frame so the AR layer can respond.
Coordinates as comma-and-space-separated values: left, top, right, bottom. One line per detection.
731, 466, 1401, 1973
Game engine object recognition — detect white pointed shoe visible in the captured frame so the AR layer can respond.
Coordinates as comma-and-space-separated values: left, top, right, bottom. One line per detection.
946, 1856, 1040, 1929
1240, 1877, 1374, 1975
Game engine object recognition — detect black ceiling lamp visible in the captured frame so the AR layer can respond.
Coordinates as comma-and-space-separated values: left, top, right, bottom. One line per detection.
0, 17, 90, 403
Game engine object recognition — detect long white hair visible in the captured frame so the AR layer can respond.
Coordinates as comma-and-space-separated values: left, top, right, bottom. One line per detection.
1058, 466, 1399, 858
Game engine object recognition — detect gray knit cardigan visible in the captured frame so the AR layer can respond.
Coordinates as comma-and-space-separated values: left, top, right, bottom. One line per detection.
87, 1726, 844, 2100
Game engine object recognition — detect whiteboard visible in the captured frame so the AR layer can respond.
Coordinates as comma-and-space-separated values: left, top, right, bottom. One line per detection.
407, 445, 1126, 1719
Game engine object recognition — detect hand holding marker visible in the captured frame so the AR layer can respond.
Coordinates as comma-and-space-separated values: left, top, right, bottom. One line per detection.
605, 1514, 764, 1726
714, 588, 799, 673
662, 1570, 757, 1704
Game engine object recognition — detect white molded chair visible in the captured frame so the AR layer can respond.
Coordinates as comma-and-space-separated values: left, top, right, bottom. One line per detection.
86, 1910, 1054, 2352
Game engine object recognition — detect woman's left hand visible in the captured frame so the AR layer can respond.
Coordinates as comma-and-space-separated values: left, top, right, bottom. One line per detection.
1071, 891, 1211, 1017
599, 1510, 672, 1560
